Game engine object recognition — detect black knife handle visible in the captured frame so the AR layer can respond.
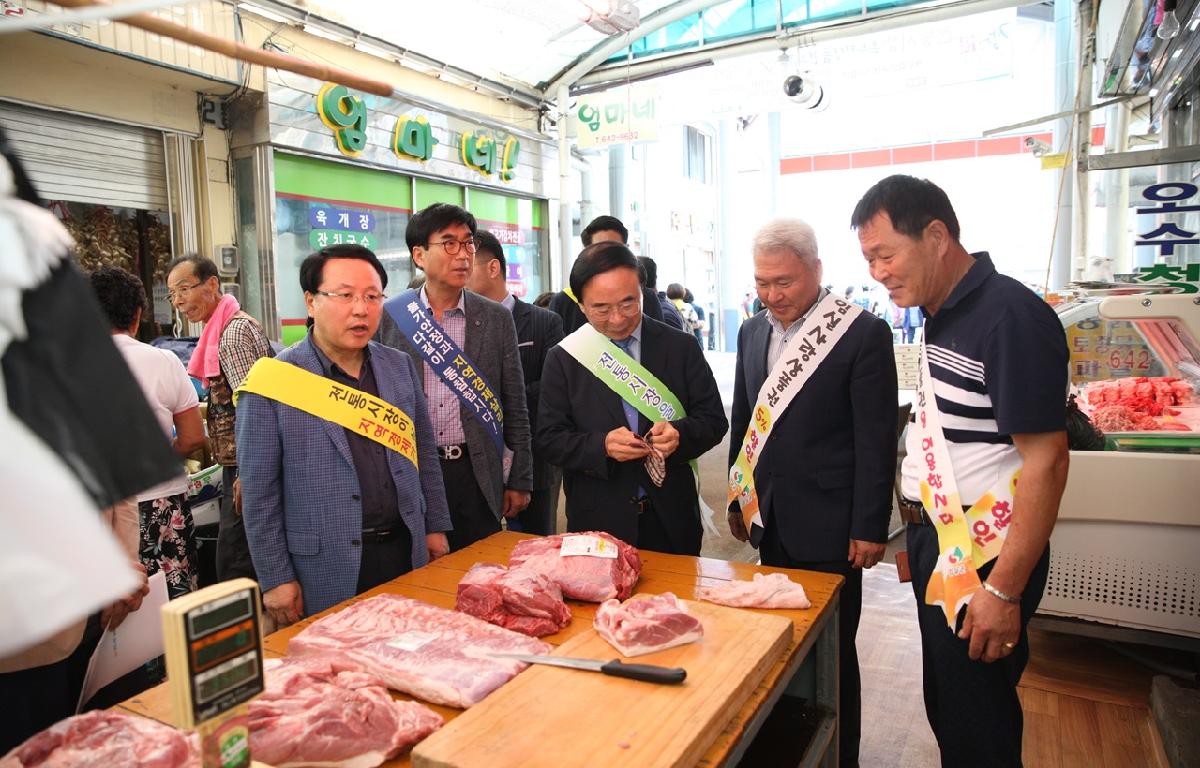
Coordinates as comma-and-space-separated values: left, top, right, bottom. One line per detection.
600, 659, 687, 684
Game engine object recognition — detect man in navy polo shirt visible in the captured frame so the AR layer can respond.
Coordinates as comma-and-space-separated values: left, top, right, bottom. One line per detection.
853, 175, 1069, 767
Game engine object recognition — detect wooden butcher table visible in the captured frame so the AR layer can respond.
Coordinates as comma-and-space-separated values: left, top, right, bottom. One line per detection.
116, 531, 843, 767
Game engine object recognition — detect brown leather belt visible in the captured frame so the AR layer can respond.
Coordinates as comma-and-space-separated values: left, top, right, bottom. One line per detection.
898, 498, 931, 526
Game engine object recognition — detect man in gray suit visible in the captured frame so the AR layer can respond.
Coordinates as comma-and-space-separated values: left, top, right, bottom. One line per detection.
377, 204, 532, 551
237, 245, 450, 625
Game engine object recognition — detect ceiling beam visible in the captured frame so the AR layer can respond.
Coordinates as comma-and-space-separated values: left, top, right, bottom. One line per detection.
541, 0, 727, 95
571, 0, 1043, 91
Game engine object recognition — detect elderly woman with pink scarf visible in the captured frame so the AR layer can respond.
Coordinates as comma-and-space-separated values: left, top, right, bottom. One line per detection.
167, 254, 273, 583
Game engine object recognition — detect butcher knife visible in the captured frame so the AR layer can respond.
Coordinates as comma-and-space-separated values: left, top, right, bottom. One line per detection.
492, 653, 687, 684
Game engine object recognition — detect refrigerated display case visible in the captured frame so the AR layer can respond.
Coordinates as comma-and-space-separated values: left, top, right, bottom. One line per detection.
1042, 292, 1200, 642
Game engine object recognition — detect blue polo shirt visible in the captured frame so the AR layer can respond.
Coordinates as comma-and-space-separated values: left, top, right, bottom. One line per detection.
900, 252, 1068, 504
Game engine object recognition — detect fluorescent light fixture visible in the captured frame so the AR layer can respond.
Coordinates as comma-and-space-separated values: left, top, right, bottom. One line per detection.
1150, 88, 1160, 97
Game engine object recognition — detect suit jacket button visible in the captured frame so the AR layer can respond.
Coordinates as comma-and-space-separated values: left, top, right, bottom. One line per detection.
351, 539, 361, 547
352, 494, 361, 500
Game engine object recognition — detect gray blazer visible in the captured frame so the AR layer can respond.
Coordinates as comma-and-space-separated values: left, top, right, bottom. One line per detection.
377, 289, 533, 520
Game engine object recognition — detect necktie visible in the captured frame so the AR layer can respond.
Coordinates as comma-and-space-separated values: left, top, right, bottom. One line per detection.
613, 337, 639, 433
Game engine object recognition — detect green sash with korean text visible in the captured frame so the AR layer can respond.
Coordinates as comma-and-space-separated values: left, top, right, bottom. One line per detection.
558, 323, 717, 534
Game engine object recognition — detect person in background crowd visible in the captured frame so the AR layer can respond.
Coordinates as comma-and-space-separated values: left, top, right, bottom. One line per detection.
684, 288, 708, 349
538, 241, 727, 555
638, 256, 685, 331
547, 215, 664, 333
666, 283, 700, 343
728, 218, 897, 767
167, 254, 273, 584
532, 291, 555, 309
853, 175, 1069, 767
467, 231, 566, 536
377, 204, 533, 551
91, 267, 204, 600
901, 304, 924, 343
237, 245, 450, 624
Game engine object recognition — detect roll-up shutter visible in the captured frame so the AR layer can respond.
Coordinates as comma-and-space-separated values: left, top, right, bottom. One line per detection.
0, 101, 168, 211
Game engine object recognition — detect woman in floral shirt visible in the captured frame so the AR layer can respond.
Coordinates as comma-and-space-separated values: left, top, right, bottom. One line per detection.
90, 267, 205, 599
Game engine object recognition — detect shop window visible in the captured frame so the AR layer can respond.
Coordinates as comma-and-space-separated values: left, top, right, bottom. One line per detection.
51, 201, 174, 340
273, 153, 414, 346
469, 189, 547, 302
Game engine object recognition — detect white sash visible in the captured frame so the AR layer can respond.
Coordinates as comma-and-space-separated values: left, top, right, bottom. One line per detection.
728, 293, 863, 536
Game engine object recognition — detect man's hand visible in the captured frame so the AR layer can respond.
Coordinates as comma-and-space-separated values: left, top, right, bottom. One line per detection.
848, 539, 886, 569
959, 588, 1021, 662
502, 489, 531, 519
647, 421, 681, 460
264, 581, 304, 627
605, 427, 651, 462
727, 503, 750, 542
233, 477, 243, 517
426, 533, 450, 561
101, 562, 149, 631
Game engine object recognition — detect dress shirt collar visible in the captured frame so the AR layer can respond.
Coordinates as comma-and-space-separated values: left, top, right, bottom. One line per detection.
418, 283, 466, 316
307, 330, 371, 381
501, 293, 516, 312
766, 286, 828, 335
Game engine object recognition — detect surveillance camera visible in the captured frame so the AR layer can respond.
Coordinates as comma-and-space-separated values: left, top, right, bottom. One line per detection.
1024, 137, 1052, 157
782, 75, 825, 110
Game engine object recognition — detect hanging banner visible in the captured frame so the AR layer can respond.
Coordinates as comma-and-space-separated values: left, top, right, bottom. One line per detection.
574, 87, 659, 148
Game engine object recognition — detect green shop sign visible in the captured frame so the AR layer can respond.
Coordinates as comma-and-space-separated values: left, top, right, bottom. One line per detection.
315, 83, 519, 181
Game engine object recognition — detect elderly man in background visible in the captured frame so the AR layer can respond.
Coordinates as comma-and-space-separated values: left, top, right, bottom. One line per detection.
728, 218, 897, 766
237, 244, 450, 625
167, 254, 273, 584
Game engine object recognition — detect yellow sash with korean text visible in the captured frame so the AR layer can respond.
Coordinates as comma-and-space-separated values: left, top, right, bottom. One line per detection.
915, 342, 1022, 629
234, 357, 418, 468
728, 293, 862, 540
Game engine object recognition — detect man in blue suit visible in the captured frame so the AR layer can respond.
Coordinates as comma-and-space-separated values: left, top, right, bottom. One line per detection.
237, 245, 451, 625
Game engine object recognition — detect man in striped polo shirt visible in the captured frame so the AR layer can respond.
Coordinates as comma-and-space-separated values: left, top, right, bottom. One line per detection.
853, 175, 1069, 767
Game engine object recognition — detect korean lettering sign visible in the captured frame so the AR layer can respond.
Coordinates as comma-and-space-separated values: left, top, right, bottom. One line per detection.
1133, 182, 1200, 293
314, 83, 520, 181
574, 88, 659, 149
308, 205, 377, 250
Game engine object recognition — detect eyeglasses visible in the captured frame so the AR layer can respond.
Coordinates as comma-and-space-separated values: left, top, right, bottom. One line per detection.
424, 237, 480, 256
166, 282, 202, 302
313, 290, 387, 306
584, 298, 641, 319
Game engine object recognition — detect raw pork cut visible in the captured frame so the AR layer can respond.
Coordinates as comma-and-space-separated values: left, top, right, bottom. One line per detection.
249, 656, 443, 767
1085, 377, 1193, 416
697, 572, 812, 609
0, 711, 197, 768
456, 563, 572, 637
593, 592, 704, 657
288, 594, 551, 708
509, 532, 641, 602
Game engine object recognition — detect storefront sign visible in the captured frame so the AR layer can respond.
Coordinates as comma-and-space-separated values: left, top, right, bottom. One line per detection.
574, 88, 658, 148
316, 84, 368, 156
1130, 262, 1200, 294
308, 207, 375, 232
314, 83, 520, 181
393, 116, 437, 162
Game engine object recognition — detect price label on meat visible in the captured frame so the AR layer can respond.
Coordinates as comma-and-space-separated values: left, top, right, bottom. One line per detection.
161, 579, 265, 768
559, 535, 620, 559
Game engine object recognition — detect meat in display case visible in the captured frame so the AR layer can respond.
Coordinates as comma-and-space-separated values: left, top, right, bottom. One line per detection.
1043, 292, 1200, 641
